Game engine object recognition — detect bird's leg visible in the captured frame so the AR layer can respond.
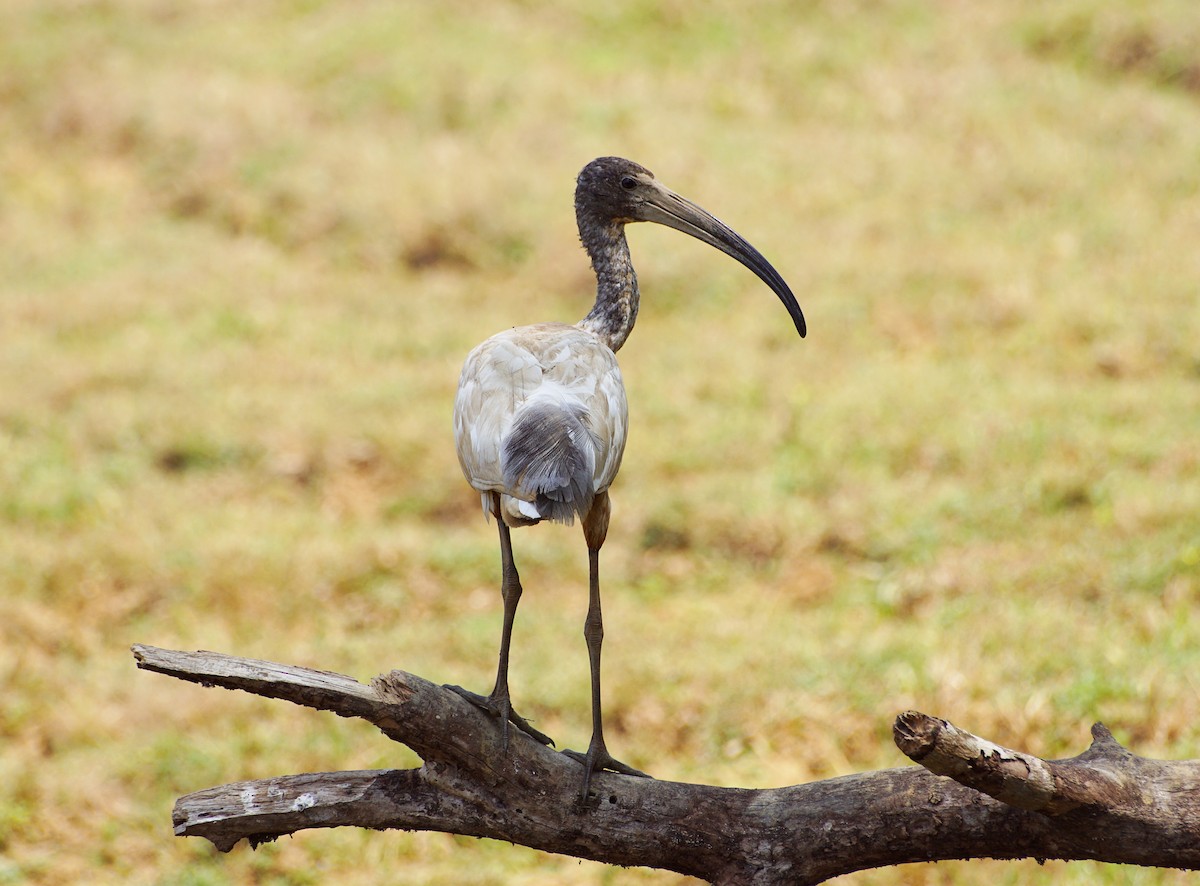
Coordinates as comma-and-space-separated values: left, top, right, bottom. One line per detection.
562, 492, 650, 799
446, 494, 553, 748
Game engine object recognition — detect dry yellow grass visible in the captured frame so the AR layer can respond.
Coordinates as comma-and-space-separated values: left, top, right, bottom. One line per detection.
2, 1, 1199, 883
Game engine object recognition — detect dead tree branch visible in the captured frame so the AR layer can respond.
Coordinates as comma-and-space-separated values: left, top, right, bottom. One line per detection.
133, 645, 1200, 885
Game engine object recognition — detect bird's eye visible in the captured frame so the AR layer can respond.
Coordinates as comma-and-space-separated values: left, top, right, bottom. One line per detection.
620, 176, 638, 190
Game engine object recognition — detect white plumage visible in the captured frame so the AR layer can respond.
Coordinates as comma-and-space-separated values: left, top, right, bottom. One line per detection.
454, 322, 626, 527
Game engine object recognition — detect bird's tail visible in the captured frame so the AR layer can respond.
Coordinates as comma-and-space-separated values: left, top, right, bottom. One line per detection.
500, 400, 598, 525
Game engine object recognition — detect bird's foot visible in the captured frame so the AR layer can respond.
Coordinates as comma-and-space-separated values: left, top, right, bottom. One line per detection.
444, 684, 555, 748
562, 743, 650, 801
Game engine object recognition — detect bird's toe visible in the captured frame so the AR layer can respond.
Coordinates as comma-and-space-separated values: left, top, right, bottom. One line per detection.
444, 684, 555, 747
563, 744, 651, 801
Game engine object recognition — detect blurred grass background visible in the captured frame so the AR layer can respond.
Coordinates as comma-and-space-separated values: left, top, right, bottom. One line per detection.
2, 0, 1199, 883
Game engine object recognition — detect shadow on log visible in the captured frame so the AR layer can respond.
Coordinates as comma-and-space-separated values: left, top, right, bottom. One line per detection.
133, 645, 1200, 885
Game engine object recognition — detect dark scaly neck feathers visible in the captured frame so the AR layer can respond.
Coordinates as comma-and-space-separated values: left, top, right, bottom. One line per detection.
575, 211, 639, 353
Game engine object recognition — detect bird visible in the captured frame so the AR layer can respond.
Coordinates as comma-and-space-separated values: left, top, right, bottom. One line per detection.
448, 156, 806, 799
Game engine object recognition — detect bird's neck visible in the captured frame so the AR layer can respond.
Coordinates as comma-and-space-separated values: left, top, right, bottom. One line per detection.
576, 219, 639, 353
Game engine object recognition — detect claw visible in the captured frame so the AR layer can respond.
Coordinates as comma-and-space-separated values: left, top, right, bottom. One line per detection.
562, 743, 650, 800
445, 684, 555, 748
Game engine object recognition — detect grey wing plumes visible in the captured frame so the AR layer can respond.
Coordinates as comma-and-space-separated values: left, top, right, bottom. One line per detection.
501, 400, 600, 525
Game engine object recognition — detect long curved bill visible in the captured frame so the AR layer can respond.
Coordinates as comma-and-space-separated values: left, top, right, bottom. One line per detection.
637, 182, 807, 338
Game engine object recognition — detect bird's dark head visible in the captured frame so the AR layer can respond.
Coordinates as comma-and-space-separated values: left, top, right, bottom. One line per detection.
575, 156, 657, 223
574, 156, 807, 338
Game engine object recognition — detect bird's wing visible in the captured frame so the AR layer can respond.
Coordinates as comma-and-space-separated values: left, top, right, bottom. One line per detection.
453, 323, 628, 509
564, 338, 626, 492
454, 331, 545, 492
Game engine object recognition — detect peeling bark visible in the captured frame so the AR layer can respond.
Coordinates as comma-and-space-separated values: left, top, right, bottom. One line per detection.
134, 645, 1200, 885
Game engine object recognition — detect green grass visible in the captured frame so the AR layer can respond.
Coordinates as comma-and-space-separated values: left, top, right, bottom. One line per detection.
3, 1, 1199, 883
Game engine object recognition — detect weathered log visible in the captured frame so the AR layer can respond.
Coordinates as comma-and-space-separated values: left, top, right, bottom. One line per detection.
133, 645, 1200, 885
